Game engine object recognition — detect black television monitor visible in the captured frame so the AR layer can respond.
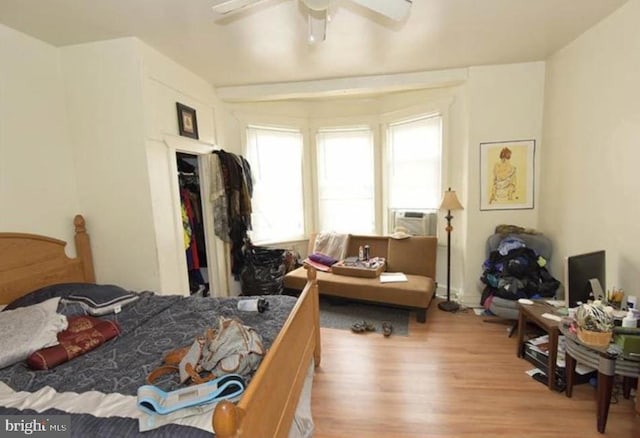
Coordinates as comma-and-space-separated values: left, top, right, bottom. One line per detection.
564, 250, 606, 308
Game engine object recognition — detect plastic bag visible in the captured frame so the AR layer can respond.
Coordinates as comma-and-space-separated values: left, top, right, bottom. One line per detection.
240, 246, 287, 295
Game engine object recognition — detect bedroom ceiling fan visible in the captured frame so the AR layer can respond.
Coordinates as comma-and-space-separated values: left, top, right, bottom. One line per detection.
211, 0, 413, 43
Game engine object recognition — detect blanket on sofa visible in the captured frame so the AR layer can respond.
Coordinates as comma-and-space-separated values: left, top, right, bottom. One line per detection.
312, 232, 348, 260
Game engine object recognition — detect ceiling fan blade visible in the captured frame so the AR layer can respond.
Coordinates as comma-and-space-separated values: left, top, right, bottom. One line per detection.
349, 0, 412, 21
211, 0, 269, 17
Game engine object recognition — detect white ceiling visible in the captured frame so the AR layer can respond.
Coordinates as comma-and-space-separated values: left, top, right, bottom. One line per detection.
0, 0, 629, 90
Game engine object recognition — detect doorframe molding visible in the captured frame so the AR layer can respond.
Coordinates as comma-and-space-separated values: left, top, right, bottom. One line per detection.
163, 135, 228, 297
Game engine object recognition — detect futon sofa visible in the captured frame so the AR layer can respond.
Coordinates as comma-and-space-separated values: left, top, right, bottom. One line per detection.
283, 234, 437, 322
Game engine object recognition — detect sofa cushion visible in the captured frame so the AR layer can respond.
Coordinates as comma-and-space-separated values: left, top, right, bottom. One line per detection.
307, 233, 390, 260
386, 236, 437, 277
283, 266, 435, 309
286, 234, 438, 317
345, 235, 389, 259
317, 274, 434, 308
284, 266, 321, 291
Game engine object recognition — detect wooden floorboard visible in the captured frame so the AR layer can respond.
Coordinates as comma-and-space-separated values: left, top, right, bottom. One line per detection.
311, 299, 639, 437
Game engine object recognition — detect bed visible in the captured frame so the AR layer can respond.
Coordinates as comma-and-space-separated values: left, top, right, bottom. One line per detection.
0, 214, 321, 438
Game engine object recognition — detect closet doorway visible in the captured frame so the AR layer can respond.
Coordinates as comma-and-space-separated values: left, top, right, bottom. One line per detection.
176, 152, 210, 296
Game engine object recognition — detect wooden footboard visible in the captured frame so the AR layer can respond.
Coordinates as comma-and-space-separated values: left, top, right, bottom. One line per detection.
0, 215, 321, 437
213, 267, 320, 438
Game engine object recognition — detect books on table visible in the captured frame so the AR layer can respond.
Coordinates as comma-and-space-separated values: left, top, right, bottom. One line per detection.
527, 334, 595, 374
380, 272, 408, 283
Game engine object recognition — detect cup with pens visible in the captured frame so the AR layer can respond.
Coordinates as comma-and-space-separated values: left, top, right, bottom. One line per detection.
606, 288, 624, 310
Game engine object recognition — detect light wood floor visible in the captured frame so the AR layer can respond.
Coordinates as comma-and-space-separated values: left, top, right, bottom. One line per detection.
310, 299, 639, 438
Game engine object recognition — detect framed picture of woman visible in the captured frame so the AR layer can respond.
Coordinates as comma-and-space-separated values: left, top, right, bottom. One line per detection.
176, 102, 199, 140
480, 139, 535, 210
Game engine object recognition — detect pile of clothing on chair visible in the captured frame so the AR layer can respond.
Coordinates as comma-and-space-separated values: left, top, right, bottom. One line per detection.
480, 235, 560, 310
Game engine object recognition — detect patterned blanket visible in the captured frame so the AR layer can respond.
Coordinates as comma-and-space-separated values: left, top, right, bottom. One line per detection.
0, 290, 297, 437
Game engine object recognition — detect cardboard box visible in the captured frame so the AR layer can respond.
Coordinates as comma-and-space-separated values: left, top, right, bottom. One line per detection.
614, 334, 640, 355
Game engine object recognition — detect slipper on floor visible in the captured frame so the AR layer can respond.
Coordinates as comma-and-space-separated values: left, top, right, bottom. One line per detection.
351, 320, 375, 333
382, 321, 393, 337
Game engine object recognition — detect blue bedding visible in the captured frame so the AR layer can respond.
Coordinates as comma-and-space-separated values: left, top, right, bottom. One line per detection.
0, 287, 297, 437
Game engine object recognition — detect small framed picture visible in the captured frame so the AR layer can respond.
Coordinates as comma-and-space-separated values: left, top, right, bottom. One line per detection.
176, 103, 199, 140
480, 139, 535, 210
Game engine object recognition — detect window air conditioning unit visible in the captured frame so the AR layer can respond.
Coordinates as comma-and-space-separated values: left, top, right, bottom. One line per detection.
391, 210, 437, 236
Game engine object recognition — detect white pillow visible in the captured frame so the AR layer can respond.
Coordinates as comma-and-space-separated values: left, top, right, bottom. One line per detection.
0, 297, 68, 369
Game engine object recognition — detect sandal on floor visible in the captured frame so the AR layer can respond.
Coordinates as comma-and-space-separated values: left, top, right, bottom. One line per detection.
351, 320, 375, 333
382, 321, 393, 337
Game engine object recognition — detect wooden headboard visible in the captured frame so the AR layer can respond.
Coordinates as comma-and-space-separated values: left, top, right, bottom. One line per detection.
0, 215, 96, 305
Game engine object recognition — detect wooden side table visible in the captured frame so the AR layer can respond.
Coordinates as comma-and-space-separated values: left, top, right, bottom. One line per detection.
637, 379, 640, 414
560, 323, 640, 433
516, 301, 562, 390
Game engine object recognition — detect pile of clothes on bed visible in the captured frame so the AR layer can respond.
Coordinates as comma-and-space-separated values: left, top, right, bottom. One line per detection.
480, 235, 561, 309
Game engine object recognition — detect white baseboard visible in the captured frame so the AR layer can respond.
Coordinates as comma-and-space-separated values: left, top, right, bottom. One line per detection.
435, 284, 479, 308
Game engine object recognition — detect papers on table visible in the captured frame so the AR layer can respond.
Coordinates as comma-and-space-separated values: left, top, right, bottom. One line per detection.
545, 299, 566, 308
525, 368, 542, 377
379, 272, 408, 283
541, 312, 562, 322
527, 334, 595, 374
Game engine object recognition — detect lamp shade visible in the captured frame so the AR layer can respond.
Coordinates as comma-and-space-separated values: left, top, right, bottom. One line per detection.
439, 188, 463, 211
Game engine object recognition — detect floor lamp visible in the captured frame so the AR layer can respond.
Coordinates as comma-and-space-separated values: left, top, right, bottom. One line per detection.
438, 188, 464, 312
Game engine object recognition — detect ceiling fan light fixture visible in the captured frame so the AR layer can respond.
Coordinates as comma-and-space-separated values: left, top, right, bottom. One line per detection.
302, 0, 331, 12
350, 0, 412, 21
211, 0, 412, 42
307, 8, 327, 44
211, 0, 265, 16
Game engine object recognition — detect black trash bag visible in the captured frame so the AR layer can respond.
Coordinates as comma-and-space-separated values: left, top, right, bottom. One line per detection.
240, 246, 287, 295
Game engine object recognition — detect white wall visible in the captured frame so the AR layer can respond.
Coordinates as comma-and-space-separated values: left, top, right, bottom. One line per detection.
0, 24, 80, 246
140, 42, 229, 296
0, 25, 242, 296
226, 87, 468, 297
463, 62, 546, 305
6, 6, 630, 304
225, 68, 546, 306
61, 37, 238, 296
540, 0, 640, 296
61, 38, 158, 291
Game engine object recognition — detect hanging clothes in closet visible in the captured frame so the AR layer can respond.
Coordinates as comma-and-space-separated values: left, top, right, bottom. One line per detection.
209, 150, 253, 280
178, 155, 209, 295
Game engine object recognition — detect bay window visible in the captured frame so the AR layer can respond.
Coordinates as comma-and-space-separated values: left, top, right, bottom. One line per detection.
245, 125, 305, 243
315, 127, 375, 234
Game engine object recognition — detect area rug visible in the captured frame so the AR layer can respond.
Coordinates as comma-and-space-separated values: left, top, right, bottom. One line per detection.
319, 297, 410, 336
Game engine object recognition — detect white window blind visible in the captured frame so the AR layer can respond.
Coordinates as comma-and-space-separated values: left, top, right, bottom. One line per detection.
316, 128, 375, 234
387, 115, 442, 210
246, 126, 304, 243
